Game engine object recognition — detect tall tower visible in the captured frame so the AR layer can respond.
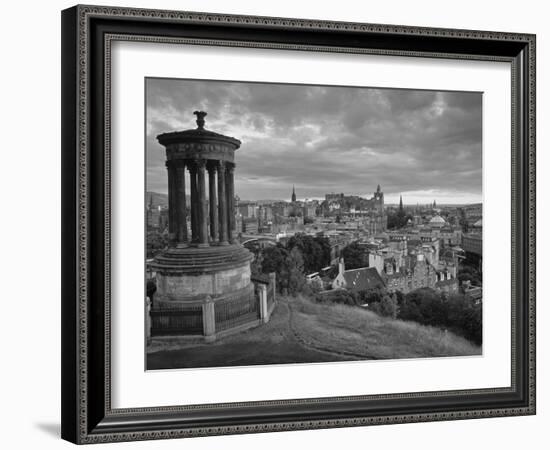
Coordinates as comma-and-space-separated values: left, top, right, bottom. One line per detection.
291, 185, 296, 203
151, 111, 262, 340
374, 184, 384, 213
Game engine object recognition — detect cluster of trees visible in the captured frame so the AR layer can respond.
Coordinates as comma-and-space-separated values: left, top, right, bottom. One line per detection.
259, 246, 306, 295
458, 264, 482, 286
399, 288, 482, 345
341, 242, 369, 270
387, 196, 411, 229
387, 210, 413, 229
146, 231, 168, 258
315, 286, 482, 345
285, 234, 331, 274
254, 233, 331, 296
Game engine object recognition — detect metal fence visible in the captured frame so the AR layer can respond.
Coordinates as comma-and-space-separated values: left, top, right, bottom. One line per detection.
215, 289, 259, 332
150, 304, 203, 336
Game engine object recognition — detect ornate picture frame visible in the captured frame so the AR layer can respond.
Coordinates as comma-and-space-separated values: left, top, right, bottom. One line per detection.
61, 4, 536, 444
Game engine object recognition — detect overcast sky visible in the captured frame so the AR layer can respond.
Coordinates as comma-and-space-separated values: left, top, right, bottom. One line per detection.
146, 78, 482, 205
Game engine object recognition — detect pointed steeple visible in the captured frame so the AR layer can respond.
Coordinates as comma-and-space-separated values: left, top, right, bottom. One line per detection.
291, 185, 296, 203
399, 195, 403, 211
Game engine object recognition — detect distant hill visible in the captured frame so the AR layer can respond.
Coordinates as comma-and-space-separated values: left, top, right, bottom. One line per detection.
146, 192, 168, 208
245, 199, 283, 205
146, 191, 194, 208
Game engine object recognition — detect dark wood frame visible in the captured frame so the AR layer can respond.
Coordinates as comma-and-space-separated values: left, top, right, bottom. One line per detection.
61, 4, 536, 444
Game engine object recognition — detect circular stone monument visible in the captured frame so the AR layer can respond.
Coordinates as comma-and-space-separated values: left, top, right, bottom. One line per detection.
150, 111, 259, 341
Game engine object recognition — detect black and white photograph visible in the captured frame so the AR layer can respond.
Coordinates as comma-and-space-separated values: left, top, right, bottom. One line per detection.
145, 78, 483, 370
1, 0, 543, 447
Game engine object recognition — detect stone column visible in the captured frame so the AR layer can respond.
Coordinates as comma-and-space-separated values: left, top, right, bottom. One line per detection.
145, 296, 152, 342
217, 161, 228, 245
166, 162, 176, 243
176, 163, 188, 245
208, 164, 218, 243
270, 272, 277, 303
258, 284, 268, 323
196, 159, 209, 247
226, 164, 235, 242
202, 296, 216, 342
189, 163, 198, 243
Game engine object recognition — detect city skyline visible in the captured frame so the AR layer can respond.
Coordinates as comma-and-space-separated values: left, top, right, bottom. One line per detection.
146, 78, 482, 204
145, 188, 480, 207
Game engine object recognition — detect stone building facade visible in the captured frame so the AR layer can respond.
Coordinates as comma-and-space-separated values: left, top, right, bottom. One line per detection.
382, 254, 438, 294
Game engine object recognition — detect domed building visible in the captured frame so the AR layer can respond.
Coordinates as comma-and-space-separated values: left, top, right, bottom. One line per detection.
429, 214, 447, 228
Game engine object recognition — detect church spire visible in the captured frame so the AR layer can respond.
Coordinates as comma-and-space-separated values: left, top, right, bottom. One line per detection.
291, 185, 296, 203
399, 195, 403, 211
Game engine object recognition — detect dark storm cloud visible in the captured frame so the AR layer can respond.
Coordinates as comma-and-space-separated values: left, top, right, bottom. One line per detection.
146, 78, 482, 204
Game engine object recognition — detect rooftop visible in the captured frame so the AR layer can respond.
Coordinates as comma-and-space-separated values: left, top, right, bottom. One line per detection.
342, 267, 385, 291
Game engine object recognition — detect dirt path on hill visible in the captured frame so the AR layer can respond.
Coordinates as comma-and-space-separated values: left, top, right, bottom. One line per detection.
282, 298, 377, 360
147, 298, 361, 370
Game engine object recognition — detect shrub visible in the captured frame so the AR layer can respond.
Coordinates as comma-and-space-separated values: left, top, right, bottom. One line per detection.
370, 294, 399, 319
314, 289, 357, 306
355, 287, 385, 305
146, 279, 157, 302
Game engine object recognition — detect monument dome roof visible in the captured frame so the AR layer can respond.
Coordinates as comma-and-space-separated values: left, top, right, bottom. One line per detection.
156, 111, 241, 148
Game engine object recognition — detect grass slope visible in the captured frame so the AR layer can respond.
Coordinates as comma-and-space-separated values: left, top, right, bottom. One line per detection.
147, 295, 481, 370
290, 295, 481, 359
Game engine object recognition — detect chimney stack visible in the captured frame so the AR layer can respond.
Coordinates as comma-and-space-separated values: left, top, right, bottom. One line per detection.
338, 258, 345, 275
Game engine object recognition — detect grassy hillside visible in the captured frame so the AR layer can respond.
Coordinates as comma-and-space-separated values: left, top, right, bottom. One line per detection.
289, 295, 480, 359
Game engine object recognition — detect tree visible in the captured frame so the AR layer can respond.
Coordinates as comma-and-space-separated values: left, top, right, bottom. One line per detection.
146, 231, 168, 258
398, 288, 442, 324
447, 294, 482, 345
356, 286, 386, 305
387, 211, 412, 229
286, 233, 331, 273
370, 293, 399, 319
341, 242, 368, 270
279, 247, 306, 295
260, 245, 287, 275
259, 244, 307, 296
458, 265, 481, 285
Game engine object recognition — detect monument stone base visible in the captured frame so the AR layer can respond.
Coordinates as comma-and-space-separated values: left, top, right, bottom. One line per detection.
150, 244, 265, 340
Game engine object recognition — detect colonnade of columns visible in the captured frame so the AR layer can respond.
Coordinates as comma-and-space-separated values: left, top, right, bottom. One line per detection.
166, 159, 235, 246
